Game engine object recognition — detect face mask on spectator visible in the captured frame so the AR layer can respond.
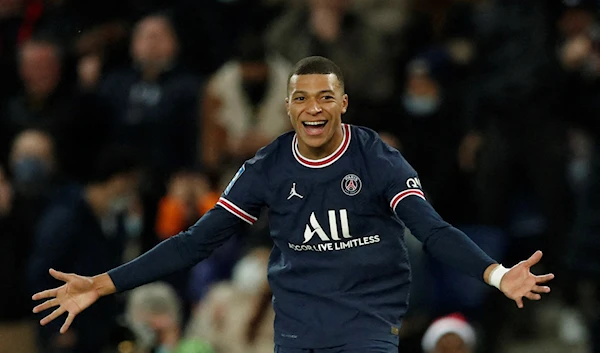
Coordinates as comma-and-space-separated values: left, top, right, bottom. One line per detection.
130, 322, 157, 349
125, 214, 143, 238
243, 79, 268, 106
110, 194, 134, 215
402, 94, 441, 117
128, 314, 174, 352
12, 157, 51, 193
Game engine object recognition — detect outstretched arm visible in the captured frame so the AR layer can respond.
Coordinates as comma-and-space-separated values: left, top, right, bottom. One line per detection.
377, 138, 554, 307
31, 206, 247, 333
395, 196, 554, 307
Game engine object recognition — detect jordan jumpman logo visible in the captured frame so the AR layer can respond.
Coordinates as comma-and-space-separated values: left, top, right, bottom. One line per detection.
287, 183, 304, 199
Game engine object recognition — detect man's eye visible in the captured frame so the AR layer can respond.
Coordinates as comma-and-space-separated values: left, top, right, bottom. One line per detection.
294, 97, 305, 101
323, 96, 333, 100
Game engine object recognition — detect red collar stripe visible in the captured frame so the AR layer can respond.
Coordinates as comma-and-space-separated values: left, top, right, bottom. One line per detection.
292, 124, 351, 168
217, 197, 257, 225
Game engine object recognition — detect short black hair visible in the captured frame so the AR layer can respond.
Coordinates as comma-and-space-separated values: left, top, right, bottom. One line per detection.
287, 56, 345, 92
89, 144, 142, 184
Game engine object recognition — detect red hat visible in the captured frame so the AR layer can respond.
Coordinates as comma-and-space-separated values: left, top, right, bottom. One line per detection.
421, 313, 476, 352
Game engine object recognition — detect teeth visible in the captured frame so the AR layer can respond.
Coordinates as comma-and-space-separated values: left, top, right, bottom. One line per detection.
304, 121, 326, 126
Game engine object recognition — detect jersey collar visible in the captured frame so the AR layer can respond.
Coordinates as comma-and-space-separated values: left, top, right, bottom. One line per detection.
292, 124, 351, 168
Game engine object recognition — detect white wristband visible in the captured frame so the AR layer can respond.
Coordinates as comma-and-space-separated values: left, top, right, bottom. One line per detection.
489, 264, 509, 290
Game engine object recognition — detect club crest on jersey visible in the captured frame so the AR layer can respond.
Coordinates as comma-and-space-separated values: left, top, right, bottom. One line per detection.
341, 174, 362, 196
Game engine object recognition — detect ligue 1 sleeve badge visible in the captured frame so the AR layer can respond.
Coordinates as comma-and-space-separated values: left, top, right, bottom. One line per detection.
341, 174, 362, 196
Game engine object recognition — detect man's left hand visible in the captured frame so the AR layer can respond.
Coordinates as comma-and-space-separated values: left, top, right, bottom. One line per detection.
500, 251, 554, 308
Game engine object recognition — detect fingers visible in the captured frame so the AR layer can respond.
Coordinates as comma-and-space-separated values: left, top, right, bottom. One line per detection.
524, 292, 542, 301
535, 273, 555, 283
33, 298, 59, 313
524, 250, 543, 268
532, 285, 551, 294
32, 269, 69, 301
515, 290, 546, 308
515, 296, 524, 309
49, 268, 69, 282
40, 307, 65, 326
60, 313, 76, 334
32, 287, 59, 301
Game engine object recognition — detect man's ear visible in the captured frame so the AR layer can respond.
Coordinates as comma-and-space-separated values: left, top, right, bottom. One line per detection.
285, 97, 290, 116
341, 94, 349, 114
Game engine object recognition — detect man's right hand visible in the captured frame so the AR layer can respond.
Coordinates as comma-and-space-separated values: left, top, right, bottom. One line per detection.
32, 269, 116, 334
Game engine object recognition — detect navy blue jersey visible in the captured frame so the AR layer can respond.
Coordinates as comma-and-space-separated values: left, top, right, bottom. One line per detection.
216, 124, 488, 347
109, 124, 495, 349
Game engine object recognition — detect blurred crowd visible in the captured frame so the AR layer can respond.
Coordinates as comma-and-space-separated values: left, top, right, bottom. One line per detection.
0, 0, 599, 352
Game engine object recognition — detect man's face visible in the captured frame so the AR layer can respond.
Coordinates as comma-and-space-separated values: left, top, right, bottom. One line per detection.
19, 42, 61, 99
108, 171, 141, 212
433, 333, 472, 353
558, 8, 595, 37
286, 74, 348, 152
9, 129, 56, 173
131, 16, 178, 70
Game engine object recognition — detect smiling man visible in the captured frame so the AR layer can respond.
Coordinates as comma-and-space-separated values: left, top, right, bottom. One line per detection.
32, 57, 554, 353
287, 68, 348, 158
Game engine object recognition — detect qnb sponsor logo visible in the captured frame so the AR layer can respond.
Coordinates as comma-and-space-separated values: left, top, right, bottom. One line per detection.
406, 177, 421, 189
289, 209, 380, 252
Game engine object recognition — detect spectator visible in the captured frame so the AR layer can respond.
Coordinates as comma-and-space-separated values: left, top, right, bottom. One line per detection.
27, 144, 142, 353
266, 0, 395, 124
0, 0, 40, 104
186, 247, 274, 353
5, 131, 62, 294
421, 313, 476, 353
1, 36, 67, 165
98, 12, 202, 180
201, 32, 291, 169
127, 282, 216, 353
378, 55, 466, 222
0, 35, 109, 182
154, 170, 233, 312
97, 12, 203, 255
0, 164, 39, 353
4, 128, 61, 293
8, 128, 59, 198
156, 171, 215, 240
126, 282, 184, 353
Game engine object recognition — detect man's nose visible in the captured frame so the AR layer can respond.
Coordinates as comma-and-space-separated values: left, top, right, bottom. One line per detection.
306, 99, 322, 115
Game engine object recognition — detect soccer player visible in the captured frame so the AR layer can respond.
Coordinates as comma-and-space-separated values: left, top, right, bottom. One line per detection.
32, 56, 554, 353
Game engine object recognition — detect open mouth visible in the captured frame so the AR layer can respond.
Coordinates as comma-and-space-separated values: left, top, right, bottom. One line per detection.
302, 120, 328, 136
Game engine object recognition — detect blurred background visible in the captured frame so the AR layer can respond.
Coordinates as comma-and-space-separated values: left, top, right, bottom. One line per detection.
0, 0, 599, 352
